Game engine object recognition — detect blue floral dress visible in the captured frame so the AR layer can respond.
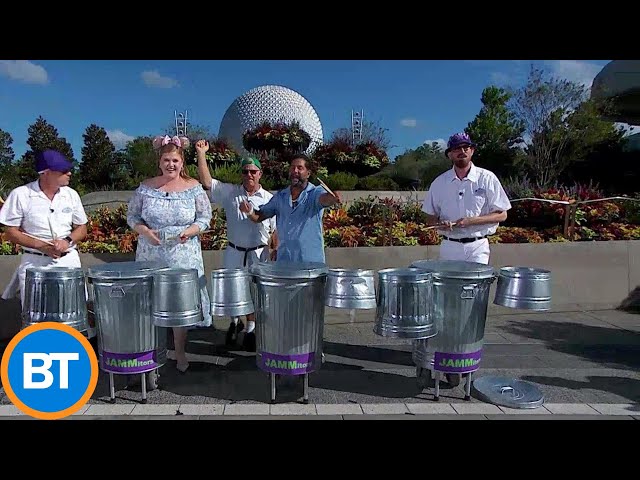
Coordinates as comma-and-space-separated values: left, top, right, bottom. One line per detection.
127, 183, 213, 328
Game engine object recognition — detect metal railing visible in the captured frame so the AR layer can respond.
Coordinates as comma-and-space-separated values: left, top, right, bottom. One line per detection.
510, 196, 640, 239
373, 194, 640, 245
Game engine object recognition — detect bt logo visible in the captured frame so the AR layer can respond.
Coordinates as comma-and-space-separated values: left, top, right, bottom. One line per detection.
1, 322, 98, 420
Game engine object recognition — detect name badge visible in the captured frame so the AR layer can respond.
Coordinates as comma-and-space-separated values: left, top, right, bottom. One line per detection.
474, 188, 486, 196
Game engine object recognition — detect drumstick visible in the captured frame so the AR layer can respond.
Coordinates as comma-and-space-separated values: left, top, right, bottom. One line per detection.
316, 177, 338, 198
425, 222, 458, 230
21, 232, 55, 246
165, 229, 215, 241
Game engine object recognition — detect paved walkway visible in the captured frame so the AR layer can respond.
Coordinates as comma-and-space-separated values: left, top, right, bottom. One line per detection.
2, 308, 639, 419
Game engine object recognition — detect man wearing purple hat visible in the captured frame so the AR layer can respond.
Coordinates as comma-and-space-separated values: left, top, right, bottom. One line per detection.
0, 149, 94, 343
419, 132, 511, 386
422, 132, 511, 265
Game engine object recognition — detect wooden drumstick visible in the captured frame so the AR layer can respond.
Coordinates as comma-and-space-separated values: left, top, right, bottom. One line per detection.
316, 177, 338, 198
21, 232, 55, 246
425, 222, 457, 230
165, 229, 214, 241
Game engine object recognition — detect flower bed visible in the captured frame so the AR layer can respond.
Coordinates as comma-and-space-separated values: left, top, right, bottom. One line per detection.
1, 194, 639, 255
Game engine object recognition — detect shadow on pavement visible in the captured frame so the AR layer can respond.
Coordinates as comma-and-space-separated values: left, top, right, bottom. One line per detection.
322, 341, 414, 367
500, 320, 640, 370
521, 375, 640, 405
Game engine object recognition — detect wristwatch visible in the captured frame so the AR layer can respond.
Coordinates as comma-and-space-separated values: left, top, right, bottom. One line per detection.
64, 235, 75, 247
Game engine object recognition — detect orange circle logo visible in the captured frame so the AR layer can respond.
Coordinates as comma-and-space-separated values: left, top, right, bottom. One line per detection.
1, 322, 98, 420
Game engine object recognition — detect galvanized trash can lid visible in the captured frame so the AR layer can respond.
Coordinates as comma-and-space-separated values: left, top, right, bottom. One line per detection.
472, 375, 545, 409
26, 266, 85, 278
410, 260, 496, 280
249, 261, 328, 279
377, 267, 432, 281
499, 266, 551, 280
87, 260, 169, 280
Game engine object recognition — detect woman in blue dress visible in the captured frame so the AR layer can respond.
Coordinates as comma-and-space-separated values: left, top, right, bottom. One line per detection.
127, 134, 213, 373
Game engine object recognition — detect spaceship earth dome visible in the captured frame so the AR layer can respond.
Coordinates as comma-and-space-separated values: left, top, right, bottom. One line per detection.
218, 84, 324, 156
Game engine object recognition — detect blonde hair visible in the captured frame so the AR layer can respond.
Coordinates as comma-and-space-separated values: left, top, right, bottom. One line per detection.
152, 136, 191, 180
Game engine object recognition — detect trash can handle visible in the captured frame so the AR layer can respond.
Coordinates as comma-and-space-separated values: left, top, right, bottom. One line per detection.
461, 284, 478, 299
110, 286, 126, 298
339, 278, 366, 285
499, 386, 515, 396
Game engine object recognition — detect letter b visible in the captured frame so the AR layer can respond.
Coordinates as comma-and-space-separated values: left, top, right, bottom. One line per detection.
23, 353, 79, 389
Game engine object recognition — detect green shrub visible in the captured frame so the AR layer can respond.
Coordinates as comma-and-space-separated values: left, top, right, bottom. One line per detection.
322, 171, 358, 191
210, 163, 242, 185
358, 175, 399, 190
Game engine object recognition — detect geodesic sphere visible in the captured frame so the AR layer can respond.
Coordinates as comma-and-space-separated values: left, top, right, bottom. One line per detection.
218, 84, 324, 156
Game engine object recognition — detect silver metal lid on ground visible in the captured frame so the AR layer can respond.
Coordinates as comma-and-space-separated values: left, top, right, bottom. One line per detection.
472, 375, 545, 409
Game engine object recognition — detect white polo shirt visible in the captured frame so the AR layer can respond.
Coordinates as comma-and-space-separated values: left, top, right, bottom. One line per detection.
422, 163, 511, 239
0, 180, 88, 249
208, 179, 276, 248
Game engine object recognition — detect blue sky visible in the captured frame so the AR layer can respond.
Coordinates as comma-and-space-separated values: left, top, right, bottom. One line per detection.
0, 60, 612, 161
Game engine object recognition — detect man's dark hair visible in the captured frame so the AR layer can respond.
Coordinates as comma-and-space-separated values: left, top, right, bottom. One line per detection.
289, 152, 312, 167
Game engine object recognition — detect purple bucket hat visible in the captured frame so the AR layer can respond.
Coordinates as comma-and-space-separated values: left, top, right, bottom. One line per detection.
35, 150, 73, 173
445, 132, 476, 155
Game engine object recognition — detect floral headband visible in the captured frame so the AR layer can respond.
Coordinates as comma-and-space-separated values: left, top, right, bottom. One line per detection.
152, 135, 190, 150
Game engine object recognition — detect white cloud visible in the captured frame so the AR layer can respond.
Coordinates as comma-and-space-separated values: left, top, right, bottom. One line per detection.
107, 129, 135, 150
0, 60, 48, 85
400, 118, 417, 128
141, 70, 179, 89
424, 138, 447, 150
544, 60, 603, 88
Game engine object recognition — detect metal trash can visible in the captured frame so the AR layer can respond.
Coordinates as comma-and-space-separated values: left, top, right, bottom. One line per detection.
22, 266, 88, 333
151, 268, 203, 328
248, 261, 328, 404
373, 268, 436, 339
86, 260, 169, 403
410, 260, 497, 401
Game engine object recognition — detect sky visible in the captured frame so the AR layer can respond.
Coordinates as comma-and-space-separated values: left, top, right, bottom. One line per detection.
0, 60, 616, 162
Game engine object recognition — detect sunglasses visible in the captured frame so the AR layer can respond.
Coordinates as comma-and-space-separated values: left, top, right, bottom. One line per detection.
242, 169, 260, 175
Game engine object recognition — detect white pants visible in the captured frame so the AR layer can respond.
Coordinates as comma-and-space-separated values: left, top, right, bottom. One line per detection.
222, 245, 269, 269
439, 238, 490, 265
2, 250, 97, 338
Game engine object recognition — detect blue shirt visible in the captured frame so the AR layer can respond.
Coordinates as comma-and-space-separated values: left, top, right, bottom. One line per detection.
258, 182, 327, 264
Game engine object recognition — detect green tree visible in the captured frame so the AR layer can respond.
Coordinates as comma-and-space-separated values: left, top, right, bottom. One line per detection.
0, 128, 18, 193
385, 142, 450, 188
79, 124, 116, 189
466, 86, 525, 177
120, 136, 158, 183
0, 129, 14, 167
508, 67, 586, 187
14, 116, 76, 184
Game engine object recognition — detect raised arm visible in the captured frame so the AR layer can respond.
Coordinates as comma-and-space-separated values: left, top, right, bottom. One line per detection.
195, 139, 213, 191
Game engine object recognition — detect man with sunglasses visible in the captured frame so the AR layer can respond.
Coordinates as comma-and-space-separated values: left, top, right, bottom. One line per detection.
195, 140, 277, 352
419, 132, 511, 386
422, 132, 511, 264
0, 150, 95, 344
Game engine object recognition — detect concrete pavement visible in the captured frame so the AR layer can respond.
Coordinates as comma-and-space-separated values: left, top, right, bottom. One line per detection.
1, 308, 639, 420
